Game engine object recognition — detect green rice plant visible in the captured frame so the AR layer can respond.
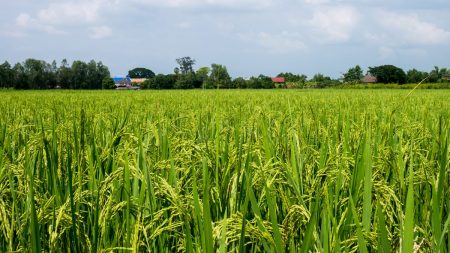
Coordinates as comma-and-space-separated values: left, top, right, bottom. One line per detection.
0, 89, 448, 252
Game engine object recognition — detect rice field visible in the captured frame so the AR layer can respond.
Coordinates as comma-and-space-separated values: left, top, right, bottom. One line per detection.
0, 89, 449, 252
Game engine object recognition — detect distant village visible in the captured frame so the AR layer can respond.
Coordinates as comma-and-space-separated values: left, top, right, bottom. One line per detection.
110, 74, 386, 90
112, 77, 144, 90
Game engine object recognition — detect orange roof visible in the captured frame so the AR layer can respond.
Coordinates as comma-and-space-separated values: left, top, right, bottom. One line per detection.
271, 77, 285, 83
131, 78, 147, 83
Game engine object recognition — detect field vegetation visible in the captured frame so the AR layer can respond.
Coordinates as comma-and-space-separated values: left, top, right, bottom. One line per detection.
0, 89, 449, 252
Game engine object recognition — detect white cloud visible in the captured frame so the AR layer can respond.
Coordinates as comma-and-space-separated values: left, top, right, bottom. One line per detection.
240, 31, 307, 53
15, 12, 65, 34
378, 11, 450, 45
308, 6, 359, 43
16, 13, 32, 28
131, 0, 272, 8
37, 2, 101, 25
12, 0, 119, 36
304, 0, 330, 4
89, 26, 112, 39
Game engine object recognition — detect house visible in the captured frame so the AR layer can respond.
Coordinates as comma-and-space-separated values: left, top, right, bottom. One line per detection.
271, 77, 286, 84
361, 75, 377, 83
113, 77, 132, 87
112, 76, 140, 90
130, 78, 147, 85
444, 75, 450, 82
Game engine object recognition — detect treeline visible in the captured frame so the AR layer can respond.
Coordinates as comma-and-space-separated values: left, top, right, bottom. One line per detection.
1, 57, 449, 90
137, 58, 450, 89
0, 59, 110, 89
342, 64, 450, 85
138, 57, 340, 89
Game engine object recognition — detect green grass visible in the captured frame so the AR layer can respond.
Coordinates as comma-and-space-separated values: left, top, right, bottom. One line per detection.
0, 89, 449, 252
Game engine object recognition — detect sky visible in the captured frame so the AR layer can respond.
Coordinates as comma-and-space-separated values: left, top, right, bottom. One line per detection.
1, 0, 449, 78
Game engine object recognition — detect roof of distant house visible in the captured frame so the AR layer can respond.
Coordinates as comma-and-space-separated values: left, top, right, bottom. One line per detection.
131, 78, 147, 83
271, 77, 286, 83
361, 75, 377, 83
113, 77, 131, 84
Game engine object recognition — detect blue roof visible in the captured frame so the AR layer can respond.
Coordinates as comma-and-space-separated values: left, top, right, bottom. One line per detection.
112, 77, 131, 84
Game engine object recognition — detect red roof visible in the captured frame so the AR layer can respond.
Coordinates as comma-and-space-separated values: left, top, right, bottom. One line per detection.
271, 77, 285, 83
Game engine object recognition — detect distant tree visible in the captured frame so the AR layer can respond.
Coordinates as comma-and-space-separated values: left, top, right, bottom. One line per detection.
196, 67, 210, 88
86, 60, 99, 88
368, 65, 406, 84
311, 73, 331, 82
71, 61, 89, 89
58, 59, 72, 89
96, 61, 111, 88
102, 77, 116, 89
22, 59, 49, 89
406, 69, 428, 83
343, 65, 363, 83
309, 73, 338, 88
277, 72, 307, 83
176, 57, 196, 74
247, 75, 273, 89
428, 66, 449, 83
232, 77, 247, 89
144, 74, 177, 89
175, 72, 196, 89
128, 67, 155, 79
205, 64, 232, 89
12, 63, 27, 89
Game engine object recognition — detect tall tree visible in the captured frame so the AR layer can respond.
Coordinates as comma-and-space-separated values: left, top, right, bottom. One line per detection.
196, 67, 210, 88
58, 59, 72, 89
205, 64, 232, 89
0, 61, 13, 88
406, 69, 428, 83
368, 65, 407, 84
232, 77, 247, 89
429, 66, 449, 83
23, 59, 48, 89
12, 63, 27, 89
176, 57, 196, 74
128, 68, 155, 79
71, 61, 89, 89
175, 73, 196, 89
343, 65, 363, 83
102, 77, 115, 89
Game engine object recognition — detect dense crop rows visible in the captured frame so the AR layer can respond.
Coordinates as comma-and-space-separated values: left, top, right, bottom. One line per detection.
0, 90, 449, 252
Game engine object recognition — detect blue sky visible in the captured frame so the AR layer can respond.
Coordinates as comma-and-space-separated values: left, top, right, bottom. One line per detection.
1, 0, 449, 78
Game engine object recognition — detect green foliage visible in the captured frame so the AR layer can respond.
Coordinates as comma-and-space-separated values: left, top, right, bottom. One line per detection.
175, 72, 197, 89
196, 67, 210, 88
277, 72, 307, 83
232, 77, 247, 88
343, 65, 363, 83
205, 64, 232, 89
0, 61, 14, 88
368, 65, 407, 84
247, 75, 274, 89
336, 82, 450, 89
428, 66, 449, 83
0, 90, 449, 252
176, 56, 196, 74
143, 74, 177, 89
406, 68, 428, 83
309, 73, 339, 88
128, 67, 155, 79
1, 58, 110, 89
102, 77, 116, 89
